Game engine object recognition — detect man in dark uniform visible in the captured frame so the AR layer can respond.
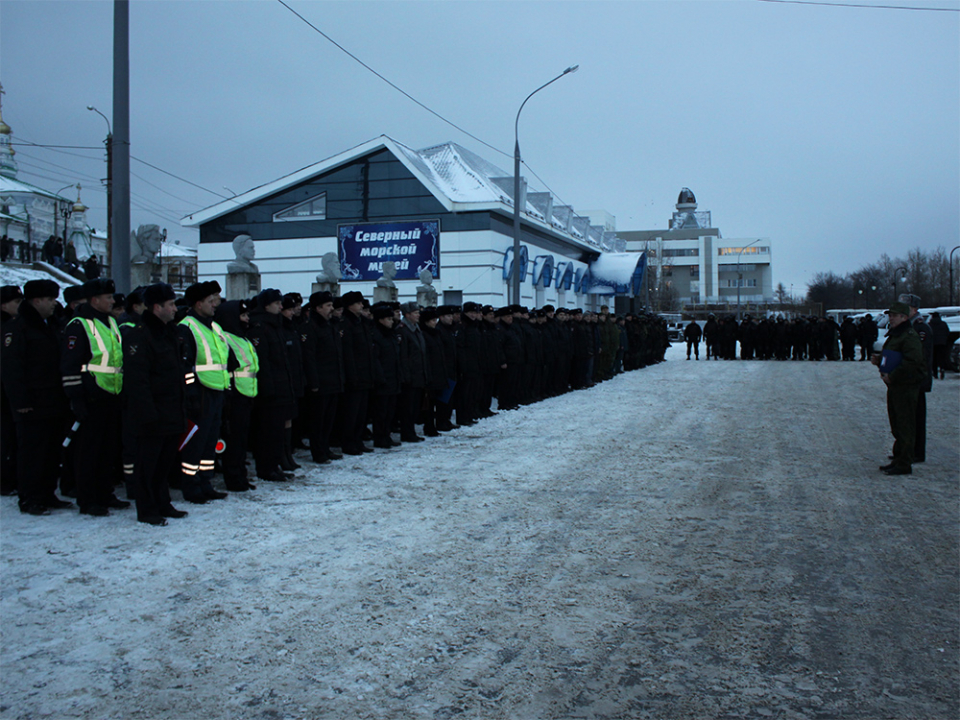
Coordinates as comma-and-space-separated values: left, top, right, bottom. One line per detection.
456, 302, 484, 425
434, 306, 459, 430
873, 301, 926, 475
301, 291, 343, 463
899, 294, 933, 463
2, 280, 71, 514
338, 291, 376, 455
1, 285, 24, 495
60, 278, 129, 516
177, 281, 230, 502
397, 301, 429, 442
123, 283, 189, 525
683, 319, 702, 360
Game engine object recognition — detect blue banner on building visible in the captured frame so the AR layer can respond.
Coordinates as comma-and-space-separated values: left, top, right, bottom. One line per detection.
339, 220, 440, 282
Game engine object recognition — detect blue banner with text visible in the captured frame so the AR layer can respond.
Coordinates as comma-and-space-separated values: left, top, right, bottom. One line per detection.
339, 220, 440, 282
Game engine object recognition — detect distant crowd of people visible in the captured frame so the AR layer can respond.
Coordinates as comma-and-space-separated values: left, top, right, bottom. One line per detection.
1, 235, 101, 279
1, 278, 670, 525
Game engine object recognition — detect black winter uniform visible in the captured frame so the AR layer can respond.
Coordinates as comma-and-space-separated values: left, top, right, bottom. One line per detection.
339, 309, 375, 453
123, 309, 186, 520
248, 309, 297, 478
301, 310, 344, 462
2, 302, 69, 509
61, 303, 123, 512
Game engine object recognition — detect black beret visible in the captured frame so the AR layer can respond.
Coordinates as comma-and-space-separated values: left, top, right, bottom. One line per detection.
258, 288, 283, 307
23, 279, 59, 300
342, 291, 364, 307
82, 278, 115, 299
309, 291, 333, 308
63, 285, 84, 304
372, 304, 394, 320
1, 285, 24, 304
143, 283, 176, 307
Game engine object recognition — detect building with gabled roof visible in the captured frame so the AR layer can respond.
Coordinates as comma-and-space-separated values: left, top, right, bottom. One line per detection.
182, 135, 643, 307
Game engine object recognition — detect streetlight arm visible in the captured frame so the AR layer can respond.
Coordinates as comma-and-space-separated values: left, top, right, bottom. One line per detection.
514, 65, 579, 150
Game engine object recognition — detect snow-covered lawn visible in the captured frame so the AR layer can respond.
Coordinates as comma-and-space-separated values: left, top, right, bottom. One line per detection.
2, 344, 958, 719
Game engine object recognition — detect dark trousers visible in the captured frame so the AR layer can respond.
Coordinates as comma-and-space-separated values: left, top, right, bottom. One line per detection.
121, 404, 137, 498
339, 389, 369, 452
74, 396, 122, 510
436, 383, 456, 427
498, 365, 521, 410
887, 385, 920, 470
457, 374, 481, 424
222, 393, 253, 489
915, 390, 927, 462
686, 340, 700, 359
16, 415, 65, 507
253, 403, 285, 478
372, 393, 397, 444
398, 385, 424, 439
1, 397, 17, 494
182, 390, 224, 499
134, 433, 178, 520
307, 392, 338, 461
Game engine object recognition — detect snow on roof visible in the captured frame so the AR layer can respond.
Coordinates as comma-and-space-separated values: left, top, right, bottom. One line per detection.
0, 175, 68, 201
181, 135, 607, 252
159, 241, 197, 258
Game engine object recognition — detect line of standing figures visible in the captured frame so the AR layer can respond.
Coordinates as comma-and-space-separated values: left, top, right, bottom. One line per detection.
1, 279, 670, 525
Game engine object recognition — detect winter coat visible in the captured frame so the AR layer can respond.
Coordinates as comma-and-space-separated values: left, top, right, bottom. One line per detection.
683, 321, 702, 342
247, 310, 297, 410
398, 318, 429, 388
881, 321, 926, 387
371, 322, 401, 395
341, 309, 375, 391
122, 309, 186, 436
420, 323, 449, 394
1, 301, 69, 420
301, 311, 344, 395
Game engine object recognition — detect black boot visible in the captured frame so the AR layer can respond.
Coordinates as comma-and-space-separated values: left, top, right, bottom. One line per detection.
280, 427, 301, 471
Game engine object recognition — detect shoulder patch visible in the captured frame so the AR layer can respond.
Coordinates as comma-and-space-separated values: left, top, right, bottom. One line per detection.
67, 336, 77, 350
251, 337, 260, 347
128, 344, 138, 356
3, 333, 11, 347
301, 334, 308, 342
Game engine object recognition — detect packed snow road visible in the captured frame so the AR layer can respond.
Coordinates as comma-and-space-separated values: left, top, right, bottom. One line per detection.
2, 344, 958, 720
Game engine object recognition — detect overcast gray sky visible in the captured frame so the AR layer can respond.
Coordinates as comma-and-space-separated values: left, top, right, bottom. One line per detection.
2, 0, 958, 297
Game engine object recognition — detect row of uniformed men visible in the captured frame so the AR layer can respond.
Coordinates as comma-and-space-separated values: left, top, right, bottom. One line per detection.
1, 279, 669, 525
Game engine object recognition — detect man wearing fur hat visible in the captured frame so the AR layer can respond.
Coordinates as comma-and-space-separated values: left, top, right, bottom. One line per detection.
2, 280, 71, 514
61, 278, 129, 516
123, 283, 189, 525
1, 285, 24, 495
339, 291, 376, 455
301, 291, 343, 463
177, 281, 230, 503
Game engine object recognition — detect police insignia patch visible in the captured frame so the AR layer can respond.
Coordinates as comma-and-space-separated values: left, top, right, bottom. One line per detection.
3, 334, 11, 347
301, 334, 307, 342
67, 336, 77, 350
128, 345, 138, 355
252, 338, 259, 346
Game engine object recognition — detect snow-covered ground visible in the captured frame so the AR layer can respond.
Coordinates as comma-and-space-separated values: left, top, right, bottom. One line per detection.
2, 344, 958, 719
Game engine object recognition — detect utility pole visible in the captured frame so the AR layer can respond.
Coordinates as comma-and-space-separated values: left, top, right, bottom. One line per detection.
112, 0, 131, 292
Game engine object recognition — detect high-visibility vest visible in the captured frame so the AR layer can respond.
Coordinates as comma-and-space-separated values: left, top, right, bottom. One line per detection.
223, 331, 259, 398
179, 316, 230, 391
69, 315, 123, 394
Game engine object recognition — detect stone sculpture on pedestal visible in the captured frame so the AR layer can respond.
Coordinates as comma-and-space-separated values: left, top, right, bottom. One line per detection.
225, 234, 261, 300
311, 252, 342, 297
416, 268, 438, 307
373, 261, 398, 303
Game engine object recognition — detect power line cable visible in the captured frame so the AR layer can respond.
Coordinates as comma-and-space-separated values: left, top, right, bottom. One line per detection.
130, 169, 202, 206
274, 0, 513, 161
757, 0, 958, 11
130, 155, 230, 199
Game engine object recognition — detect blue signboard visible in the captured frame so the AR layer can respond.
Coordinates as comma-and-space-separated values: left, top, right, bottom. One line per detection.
339, 220, 440, 282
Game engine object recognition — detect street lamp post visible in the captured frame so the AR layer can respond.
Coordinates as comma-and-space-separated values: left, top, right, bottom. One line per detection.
950, 246, 960, 306
87, 105, 112, 274
512, 65, 578, 305
893, 266, 907, 302
52, 183, 75, 245
736, 239, 761, 320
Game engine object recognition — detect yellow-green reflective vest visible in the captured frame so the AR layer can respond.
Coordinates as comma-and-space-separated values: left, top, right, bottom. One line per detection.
223, 331, 259, 398
180, 316, 230, 391
70, 315, 123, 394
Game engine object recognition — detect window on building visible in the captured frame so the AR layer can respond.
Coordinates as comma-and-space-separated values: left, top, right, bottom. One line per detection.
689, 267, 699, 277
719, 246, 769, 256
273, 193, 327, 222
662, 248, 699, 257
